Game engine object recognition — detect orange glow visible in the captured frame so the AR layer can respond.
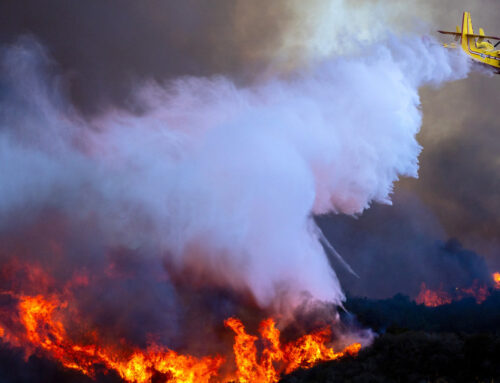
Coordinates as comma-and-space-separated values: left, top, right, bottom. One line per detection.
493, 272, 500, 290
0, 293, 361, 383
415, 283, 452, 307
416, 280, 492, 307
457, 280, 489, 304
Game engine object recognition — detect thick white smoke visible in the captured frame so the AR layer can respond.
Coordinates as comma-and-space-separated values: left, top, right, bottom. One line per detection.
0, 35, 468, 309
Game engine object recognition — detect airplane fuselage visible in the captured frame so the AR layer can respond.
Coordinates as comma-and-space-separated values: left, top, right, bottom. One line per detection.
461, 13, 500, 72
440, 12, 500, 73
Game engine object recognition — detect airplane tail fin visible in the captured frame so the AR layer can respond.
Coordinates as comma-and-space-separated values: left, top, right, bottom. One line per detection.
462, 11, 470, 35
461, 11, 473, 49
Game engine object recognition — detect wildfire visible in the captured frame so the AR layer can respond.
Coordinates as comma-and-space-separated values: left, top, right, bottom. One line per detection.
415, 283, 452, 307
225, 318, 360, 383
0, 292, 361, 383
12, 294, 223, 383
416, 279, 493, 308
458, 281, 489, 304
494, 272, 500, 290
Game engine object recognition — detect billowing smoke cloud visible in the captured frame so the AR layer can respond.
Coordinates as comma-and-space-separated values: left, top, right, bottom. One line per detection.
0, 30, 469, 313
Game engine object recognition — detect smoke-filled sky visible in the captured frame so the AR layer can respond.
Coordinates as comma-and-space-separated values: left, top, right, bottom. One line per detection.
0, 0, 499, 305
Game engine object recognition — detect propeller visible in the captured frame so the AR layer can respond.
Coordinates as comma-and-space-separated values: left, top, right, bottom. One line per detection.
495, 41, 500, 48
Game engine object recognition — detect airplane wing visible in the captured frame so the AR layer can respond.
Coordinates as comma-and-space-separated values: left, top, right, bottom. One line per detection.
438, 30, 462, 36
438, 30, 500, 40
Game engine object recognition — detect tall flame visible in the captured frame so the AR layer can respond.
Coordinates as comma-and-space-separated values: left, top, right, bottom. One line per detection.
225, 317, 361, 383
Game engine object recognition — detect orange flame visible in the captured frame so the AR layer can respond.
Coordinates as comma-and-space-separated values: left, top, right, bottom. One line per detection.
0, 293, 361, 383
6, 294, 223, 383
225, 317, 361, 383
493, 272, 500, 290
283, 327, 360, 374
415, 283, 452, 307
416, 279, 492, 307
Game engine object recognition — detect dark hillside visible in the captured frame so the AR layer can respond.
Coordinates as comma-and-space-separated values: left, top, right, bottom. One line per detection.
281, 292, 500, 382
281, 331, 500, 383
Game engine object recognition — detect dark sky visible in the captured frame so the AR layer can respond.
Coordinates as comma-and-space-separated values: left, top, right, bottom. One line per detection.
1, 0, 499, 297
0, 0, 293, 114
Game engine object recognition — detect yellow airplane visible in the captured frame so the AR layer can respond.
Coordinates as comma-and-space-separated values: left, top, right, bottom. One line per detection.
439, 11, 500, 73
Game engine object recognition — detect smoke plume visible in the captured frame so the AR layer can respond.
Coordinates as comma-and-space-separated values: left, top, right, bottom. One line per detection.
0, 31, 469, 313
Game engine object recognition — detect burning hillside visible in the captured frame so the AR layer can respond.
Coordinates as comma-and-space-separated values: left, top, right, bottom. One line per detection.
414, 271, 500, 308
0, 256, 364, 383
415, 280, 489, 307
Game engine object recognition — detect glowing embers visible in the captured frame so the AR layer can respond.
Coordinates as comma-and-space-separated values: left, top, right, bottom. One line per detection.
415, 279, 491, 307
225, 318, 360, 383
0, 292, 360, 383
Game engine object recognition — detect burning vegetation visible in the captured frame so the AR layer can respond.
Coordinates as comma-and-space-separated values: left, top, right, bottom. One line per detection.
225, 318, 360, 382
0, 262, 360, 383
415, 280, 490, 307
415, 272, 500, 307
285, 285, 500, 382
